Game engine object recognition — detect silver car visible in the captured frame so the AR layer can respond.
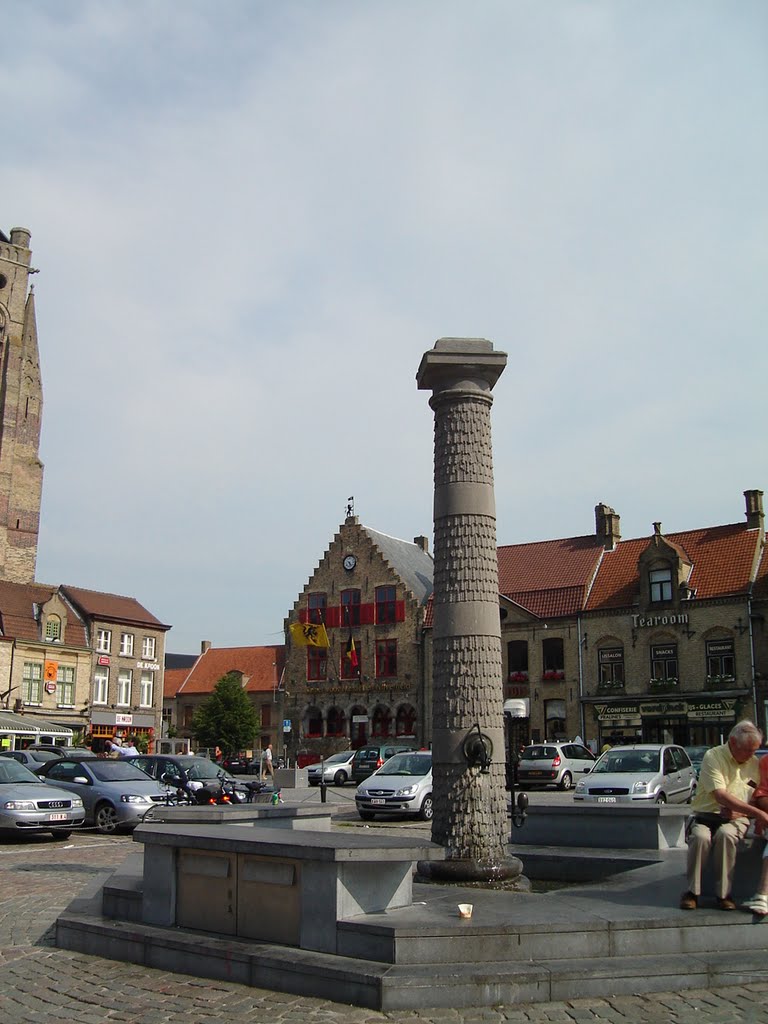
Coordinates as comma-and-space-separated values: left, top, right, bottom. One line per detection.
573, 744, 697, 805
0, 757, 85, 839
517, 741, 596, 791
355, 750, 433, 821
307, 750, 355, 787
35, 757, 167, 832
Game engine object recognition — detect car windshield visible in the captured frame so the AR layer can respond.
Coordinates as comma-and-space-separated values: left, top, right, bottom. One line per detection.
87, 760, 156, 782
522, 746, 558, 760
0, 759, 43, 784
323, 752, 353, 765
377, 753, 431, 777
593, 750, 661, 773
28, 750, 59, 762
177, 758, 233, 782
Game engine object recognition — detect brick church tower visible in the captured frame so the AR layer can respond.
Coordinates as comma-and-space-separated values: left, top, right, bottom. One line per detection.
0, 227, 43, 583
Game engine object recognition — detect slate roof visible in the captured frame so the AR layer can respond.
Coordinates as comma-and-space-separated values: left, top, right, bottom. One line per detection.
60, 586, 171, 630
586, 522, 762, 611
177, 645, 286, 696
0, 580, 88, 646
362, 526, 434, 606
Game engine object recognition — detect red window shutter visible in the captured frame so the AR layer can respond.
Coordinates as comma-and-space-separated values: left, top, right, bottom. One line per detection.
395, 600, 406, 622
326, 606, 341, 628
360, 603, 376, 625
299, 608, 308, 624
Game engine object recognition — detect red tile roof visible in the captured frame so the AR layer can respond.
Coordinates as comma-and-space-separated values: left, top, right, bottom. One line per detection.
164, 666, 192, 699
586, 523, 761, 611
0, 580, 88, 646
497, 535, 604, 618
177, 645, 285, 696
60, 586, 170, 629
753, 546, 768, 600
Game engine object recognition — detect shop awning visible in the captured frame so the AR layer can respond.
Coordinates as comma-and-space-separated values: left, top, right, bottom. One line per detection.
0, 711, 74, 740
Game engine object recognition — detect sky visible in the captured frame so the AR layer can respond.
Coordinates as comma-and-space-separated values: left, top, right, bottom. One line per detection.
2, 1, 766, 655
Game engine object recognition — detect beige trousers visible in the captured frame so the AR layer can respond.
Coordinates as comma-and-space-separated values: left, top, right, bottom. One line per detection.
686, 816, 750, 898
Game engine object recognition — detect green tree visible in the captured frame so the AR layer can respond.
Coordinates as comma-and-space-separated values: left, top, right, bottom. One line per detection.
191, 672, 259, 755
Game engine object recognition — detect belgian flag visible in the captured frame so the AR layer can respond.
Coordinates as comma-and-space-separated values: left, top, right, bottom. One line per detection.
345, 633, 359, 674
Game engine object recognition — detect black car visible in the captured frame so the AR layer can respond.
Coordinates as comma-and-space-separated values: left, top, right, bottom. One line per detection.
221, 753, 251, 774
124, 754, 256, 795
350, 743, 419, 784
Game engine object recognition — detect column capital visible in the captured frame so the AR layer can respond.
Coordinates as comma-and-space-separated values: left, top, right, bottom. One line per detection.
416, 337, 507, 396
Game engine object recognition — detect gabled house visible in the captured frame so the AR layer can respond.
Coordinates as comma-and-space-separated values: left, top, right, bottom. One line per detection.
283, 515, 434, 759
172, 641, 286, 757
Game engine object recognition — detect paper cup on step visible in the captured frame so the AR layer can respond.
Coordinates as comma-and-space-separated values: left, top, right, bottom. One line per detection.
458, 903, 473, 919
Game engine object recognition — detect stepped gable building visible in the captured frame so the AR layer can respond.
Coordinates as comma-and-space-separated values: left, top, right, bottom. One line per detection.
581, 489, 766, 749
172, 641, 285, 755
0, 227, 44, 584
283, 515, 433, 759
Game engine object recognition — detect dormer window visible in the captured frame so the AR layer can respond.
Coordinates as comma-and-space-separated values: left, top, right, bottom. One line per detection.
649, 567, 673, 603
45, 616, 61, 641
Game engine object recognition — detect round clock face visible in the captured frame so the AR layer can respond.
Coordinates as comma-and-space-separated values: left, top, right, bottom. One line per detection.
343, 554, 357, 571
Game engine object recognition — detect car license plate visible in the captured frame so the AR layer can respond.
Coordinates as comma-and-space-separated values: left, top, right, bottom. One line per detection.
597, 797, 616, 803
529, 770, 543, 776
371, 798, 386, 805
48, 813, 67, 821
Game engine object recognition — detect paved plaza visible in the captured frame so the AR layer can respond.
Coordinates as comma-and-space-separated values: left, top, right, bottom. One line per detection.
1, 830, 767, 1023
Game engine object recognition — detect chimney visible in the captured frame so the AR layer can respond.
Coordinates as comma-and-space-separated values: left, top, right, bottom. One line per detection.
744, 490, 764, 531
201, 640, 212, 654
594, 503, 621, 551
413, 535, 429, 553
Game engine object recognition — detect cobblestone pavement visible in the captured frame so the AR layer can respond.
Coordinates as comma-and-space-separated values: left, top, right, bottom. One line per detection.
1, 832, 767, 1023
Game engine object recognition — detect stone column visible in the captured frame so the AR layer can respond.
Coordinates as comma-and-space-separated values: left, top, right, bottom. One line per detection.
416, 338, 523, 882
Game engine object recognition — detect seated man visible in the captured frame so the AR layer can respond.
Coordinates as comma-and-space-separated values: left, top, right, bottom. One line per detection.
742, 751, 768, 916
681, 720, 768, 911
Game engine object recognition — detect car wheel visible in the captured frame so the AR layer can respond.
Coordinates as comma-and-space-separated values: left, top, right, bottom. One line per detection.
419, 795, 434, 821
558, 772, 573, 792
359, 811, 375, 821
94, 802, 120, 834
333, 770, 348, 786
50, 831, 71, 841
309, 781, 319, 787
655, 793, 667, 805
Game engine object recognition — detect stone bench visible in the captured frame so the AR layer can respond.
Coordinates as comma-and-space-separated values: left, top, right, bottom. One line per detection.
513, 804, 689, 850
145, 803, 332, 830
134, 823, 444, 954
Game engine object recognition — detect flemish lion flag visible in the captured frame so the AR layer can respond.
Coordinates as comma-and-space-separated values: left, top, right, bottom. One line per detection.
289, 621, 330, 648
345, 633, 359, 673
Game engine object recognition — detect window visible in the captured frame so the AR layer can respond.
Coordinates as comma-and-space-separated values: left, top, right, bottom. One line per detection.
706, 639, 735, 681
141, 636, 156, 660
261, 703, 272, 730
57, 665, 75, 706
139, 671, 153, 707
23, 661, 43, 704
45, 616, 61, 641
326, 707, 345, 736
307, 646, 327, 681
372, 706, 391, 738
120, 633, 134, 656
651, 643, 678, 682
97, 628, 112, 653
305, 706, 323, 737
308, 593, 326, 625
544, 698, 566, 740
341, 589, 361, 627
375, 586, 397, 624
507, 640, 528, 677
117, 669, 132, 706
93, 667, 109, 704
598, 648, 625, 687
649, 568, 673, 603
376, 639, 397, 677
182, 705, 194, 729
542, 637, 564, 678
396, 704, 417, 736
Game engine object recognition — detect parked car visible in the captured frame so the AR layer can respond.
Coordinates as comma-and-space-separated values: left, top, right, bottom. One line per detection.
35, 757, 168, 832
307, 750, 355, 786
0, 749, 60, 769
124, 754, 252, 796
573, 743, 697, 804
517, 741, 596, 791
27, 744, 92, 758
221, 753, 251, 774
683, 745, 710, 777
355, 750, 433, 821
350, 742, 419, 784
0, 756, 85, 839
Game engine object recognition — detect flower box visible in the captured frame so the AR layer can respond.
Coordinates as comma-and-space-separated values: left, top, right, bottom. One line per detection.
508, 671, 529, 683
542, 670, 565, 681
